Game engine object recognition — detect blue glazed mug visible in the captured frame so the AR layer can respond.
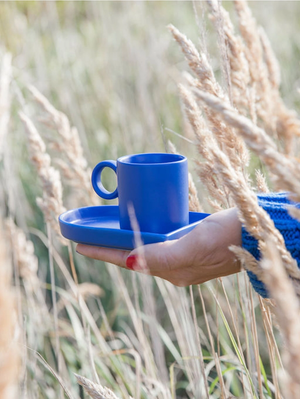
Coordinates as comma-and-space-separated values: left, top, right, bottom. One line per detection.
91, 153, 189, 234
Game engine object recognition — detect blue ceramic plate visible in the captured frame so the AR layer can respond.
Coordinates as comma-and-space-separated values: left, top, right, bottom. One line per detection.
59, 206, 210, 250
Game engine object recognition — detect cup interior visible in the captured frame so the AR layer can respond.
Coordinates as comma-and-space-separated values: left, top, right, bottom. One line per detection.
119, 153, 185, 165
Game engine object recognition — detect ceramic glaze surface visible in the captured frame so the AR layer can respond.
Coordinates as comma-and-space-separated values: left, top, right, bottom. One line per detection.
91, 153, 189, 233
59, 205, 210, 250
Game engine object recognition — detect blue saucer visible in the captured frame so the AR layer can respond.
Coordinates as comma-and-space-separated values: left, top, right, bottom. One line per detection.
59, 206, 210, 250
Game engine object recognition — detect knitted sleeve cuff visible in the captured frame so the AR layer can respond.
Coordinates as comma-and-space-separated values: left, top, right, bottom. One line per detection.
241, 192, 300, 298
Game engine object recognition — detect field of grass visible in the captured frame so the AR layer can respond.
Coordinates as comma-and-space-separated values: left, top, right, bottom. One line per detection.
1, 1, 300, 398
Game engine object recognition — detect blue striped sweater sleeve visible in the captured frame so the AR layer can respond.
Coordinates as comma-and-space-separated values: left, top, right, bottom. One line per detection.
241, 192, 300, 298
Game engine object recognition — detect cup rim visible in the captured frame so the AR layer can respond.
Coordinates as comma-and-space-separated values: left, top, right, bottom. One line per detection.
118, 152, 186, 166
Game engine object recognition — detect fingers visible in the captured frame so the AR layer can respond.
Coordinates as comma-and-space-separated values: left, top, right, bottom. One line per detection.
76, 226, 198, 275
76, 239, 184, 274
76, 244, 130, 268
75, 208, 242, 286
128, 238, 186, 273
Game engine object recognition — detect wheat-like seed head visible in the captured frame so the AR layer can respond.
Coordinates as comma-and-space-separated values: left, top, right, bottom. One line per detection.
233, 0, 273, 129
167, 139, 203, 212
260, 242, 300, 398
234, 0, 300, 154
168, 24, 224, 98
207, 0, 250, 114
19, 112, 67, 244
196, 162, 227, 209
193, 88, 300, 202
75, 374, 121, 399
179, 86, 300, 287
5, 218, 39, 288
258, 27, 281, 90
29, 85, 99, 206
179, 84, 230, 209
255, 170, 269, 193
188, 172, 203, 212
173, 23, 250, 172
210, 135, 300, 293
171, 19, 300, 303
229, 245, 258, 271
259, 25, 300, 154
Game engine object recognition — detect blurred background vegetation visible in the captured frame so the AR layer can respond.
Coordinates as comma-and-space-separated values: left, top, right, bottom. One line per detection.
2, 1, 300, 207
1, 1, 300, 398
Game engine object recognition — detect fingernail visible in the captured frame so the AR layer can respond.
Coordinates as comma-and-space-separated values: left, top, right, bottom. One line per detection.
126, 255, 138, 270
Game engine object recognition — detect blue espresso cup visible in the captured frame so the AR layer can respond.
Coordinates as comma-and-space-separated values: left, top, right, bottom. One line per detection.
91, 153, 189, 234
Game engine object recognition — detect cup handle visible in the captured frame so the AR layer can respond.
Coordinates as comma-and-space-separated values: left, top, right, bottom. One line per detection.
91, 160, 118, 200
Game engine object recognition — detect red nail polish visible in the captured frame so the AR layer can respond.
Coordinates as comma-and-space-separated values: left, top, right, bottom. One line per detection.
126, 255, 138, 270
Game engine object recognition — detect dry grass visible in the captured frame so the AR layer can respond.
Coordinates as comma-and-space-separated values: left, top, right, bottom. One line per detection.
0, 1, 300, 398
29, 85, 99, 207
255, 170, 269, 193
0, 222, 20, 398
260, 243, 300, 399
19, 111, 67, 245
168, 139, 203, 212
75, 374, 123, 399
171, 0, 300, 394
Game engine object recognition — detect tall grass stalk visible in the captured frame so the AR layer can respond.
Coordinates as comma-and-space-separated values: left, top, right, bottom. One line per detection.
0, 222, 19, 398
47, 222, 63, 398
1, 1, 300, 398
189, 285, 210, 398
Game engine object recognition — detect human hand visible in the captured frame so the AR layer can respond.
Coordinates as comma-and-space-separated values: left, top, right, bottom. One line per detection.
76, 207, 242, 286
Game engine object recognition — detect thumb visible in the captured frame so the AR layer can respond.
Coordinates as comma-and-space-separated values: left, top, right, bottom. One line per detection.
126, 239, 184, 273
